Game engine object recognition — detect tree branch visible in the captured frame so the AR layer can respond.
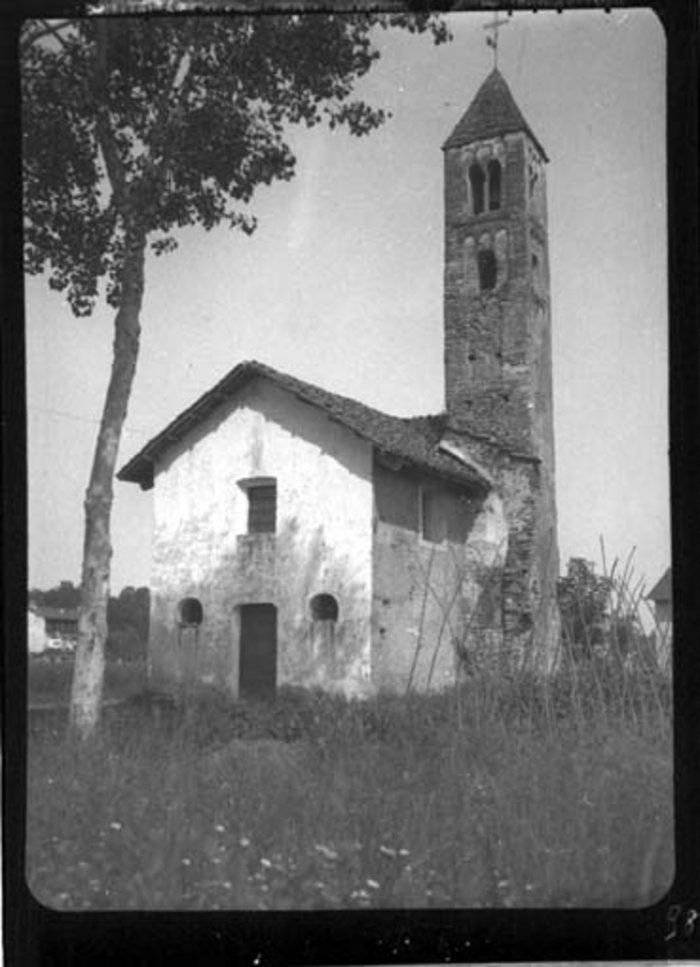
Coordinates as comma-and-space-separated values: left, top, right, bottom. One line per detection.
142, 47, 194, 197
21, 19, 73, 52
92, 20, 129, 210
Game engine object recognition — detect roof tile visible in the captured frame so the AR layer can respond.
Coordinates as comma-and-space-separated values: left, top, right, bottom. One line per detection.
443, 68, 547, 160
117, 361, 490, 492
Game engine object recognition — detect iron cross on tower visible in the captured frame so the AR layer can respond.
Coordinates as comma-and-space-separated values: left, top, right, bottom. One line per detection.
484, 12, 510, 69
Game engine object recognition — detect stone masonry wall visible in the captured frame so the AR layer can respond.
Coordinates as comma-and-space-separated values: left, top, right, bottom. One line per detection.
442, 127, 559, 669
443, 133, 553, 458
440, 431, 559, 670
371, 458, 505, 691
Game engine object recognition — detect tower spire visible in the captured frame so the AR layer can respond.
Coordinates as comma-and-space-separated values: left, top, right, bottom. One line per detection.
483, 12, 509, 69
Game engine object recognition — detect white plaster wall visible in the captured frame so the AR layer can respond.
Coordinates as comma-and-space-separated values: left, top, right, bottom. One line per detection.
28, 609, 47, 654
149, 378, 374, 696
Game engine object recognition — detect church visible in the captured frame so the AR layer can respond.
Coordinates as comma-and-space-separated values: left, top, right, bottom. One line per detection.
118, 65, 560, 699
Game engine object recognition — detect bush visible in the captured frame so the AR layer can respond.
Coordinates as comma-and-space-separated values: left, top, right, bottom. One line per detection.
106, 626, 146, 662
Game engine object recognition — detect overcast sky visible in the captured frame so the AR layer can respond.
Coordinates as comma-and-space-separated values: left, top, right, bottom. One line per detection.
25, 8, 669, 602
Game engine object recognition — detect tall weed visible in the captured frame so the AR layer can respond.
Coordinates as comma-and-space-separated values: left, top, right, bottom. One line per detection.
27, 548, 672, 910
27, 659, 672, 910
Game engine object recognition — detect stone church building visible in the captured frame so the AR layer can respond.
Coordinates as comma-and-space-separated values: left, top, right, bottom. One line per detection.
119, 68, 560, 699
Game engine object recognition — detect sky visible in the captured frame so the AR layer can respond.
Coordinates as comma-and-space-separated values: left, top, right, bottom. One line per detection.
25, 9, 669, 604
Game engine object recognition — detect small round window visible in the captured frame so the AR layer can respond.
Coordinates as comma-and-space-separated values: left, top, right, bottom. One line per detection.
178, 597, 203, 626
310, 594, 339, 622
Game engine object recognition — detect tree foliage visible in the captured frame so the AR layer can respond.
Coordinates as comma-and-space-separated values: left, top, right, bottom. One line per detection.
557, 556, 645, 666
29, 580, 149, 638
106, 586, 150, 661
22, 12, 450, 735
29, 580, 82, 611
107, 585, 150, 640
557, 557, 611, 660
22, 14, 450, 313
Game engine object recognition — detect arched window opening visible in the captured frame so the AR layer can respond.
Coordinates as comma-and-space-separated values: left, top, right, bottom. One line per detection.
477, 249, 497, 291
310, 593, 339, 622
469, 163, 485, 215
532, 251, 542, 290
487, 160, 502, 211
529, 162, 539, 198
310, 594, 339, 670
178, 597, 203, 627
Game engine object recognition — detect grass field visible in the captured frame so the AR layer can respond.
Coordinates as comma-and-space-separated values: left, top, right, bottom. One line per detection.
26, 657, 673, 911
28, 656, 147, 707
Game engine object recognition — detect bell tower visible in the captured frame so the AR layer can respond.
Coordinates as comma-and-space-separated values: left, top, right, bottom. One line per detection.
443, 67, 554, 466
442, 64, 560, 663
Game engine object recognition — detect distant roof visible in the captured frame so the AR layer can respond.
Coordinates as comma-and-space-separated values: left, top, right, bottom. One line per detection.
646, 567, 672, 602
37, 606, 80, 622
443, 68, 548, 161
118, 360, 491, 493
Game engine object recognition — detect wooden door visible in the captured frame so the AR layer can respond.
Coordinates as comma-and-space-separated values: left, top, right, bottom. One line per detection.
239, 604, 277, 700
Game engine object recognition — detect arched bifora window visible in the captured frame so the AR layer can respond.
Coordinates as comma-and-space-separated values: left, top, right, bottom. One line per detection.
177, 597, 203, 627
487, 159, 502, 211
477, 249, 498, 291
469, 163, 486, 215
310, 593, 339, 622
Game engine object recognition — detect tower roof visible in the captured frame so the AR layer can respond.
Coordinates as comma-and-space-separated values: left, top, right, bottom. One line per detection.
443, 67, 548, 161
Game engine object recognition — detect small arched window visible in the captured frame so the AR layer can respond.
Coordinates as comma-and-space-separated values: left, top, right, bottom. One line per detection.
310, 594, 339, 666
178, 597, 203, 627
469, 163, 486, 215
310, 594, 339, 622
487, 160, 502, 211
477, 249, 497, 291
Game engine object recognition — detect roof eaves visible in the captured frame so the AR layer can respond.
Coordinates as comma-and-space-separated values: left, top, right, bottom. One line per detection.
118, 361, 264, 487
646, 567, 672, 602
377, 446, 488, 492
118, 361, 492, 493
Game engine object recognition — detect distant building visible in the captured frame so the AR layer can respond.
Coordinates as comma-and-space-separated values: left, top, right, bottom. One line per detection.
28, 604, 47, 655
646, 568, 672, 671
28, 604, 79, 654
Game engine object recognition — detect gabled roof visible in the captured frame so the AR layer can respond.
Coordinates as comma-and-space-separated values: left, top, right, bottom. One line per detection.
117, 360, 491, 493
646, 567, 672, 603
443, 68, 548, 161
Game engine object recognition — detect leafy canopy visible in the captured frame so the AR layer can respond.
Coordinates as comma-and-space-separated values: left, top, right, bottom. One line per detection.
22, 14, 450, 315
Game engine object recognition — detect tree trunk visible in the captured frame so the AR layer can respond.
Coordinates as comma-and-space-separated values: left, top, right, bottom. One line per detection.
69, 228, 146, 738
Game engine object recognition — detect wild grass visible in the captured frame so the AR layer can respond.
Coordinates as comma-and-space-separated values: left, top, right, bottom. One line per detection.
27, 658, 672, 911
26, 544, 672, 910
28, 656, 147, 707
